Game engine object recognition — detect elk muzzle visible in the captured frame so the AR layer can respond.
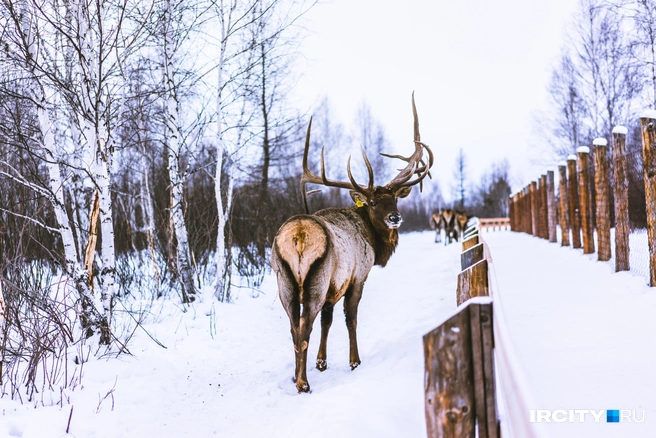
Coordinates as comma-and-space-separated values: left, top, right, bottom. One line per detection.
385, 212, 403, 229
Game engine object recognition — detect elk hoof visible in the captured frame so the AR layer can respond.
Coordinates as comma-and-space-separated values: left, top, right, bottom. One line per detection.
350, 361, 360, 370
316, 359, 327, 371
296, 382, 310, 393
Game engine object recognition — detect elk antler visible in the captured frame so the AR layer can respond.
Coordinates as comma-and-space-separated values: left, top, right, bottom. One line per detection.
301, 118, 374, 213
384, 92, 434, 192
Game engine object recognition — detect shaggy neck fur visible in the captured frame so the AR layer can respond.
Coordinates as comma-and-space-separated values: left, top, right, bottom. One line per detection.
354, 206, 399, 267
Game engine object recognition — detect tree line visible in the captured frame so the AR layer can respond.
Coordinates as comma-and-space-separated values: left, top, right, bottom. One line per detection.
543, 0, 656, 156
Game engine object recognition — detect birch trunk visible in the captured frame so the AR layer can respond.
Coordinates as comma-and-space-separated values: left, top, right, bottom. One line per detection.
21, 2, 110, 344
76, 0, 117, 326
163, 0, 196, 303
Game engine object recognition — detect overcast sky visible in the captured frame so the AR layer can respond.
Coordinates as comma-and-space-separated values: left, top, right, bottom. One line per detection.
291, 0, 580, 202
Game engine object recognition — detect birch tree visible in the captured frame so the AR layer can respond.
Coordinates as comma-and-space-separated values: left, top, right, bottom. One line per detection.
0, 0, 111, 343
158, 0, 208, 303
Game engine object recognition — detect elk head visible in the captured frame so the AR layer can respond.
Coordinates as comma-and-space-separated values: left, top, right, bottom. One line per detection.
301, 93, 433, 233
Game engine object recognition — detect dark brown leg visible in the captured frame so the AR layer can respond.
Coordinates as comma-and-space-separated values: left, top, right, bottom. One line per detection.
316, 303, 334, 371
294, 312, 316, 393
344, 285, 363, 370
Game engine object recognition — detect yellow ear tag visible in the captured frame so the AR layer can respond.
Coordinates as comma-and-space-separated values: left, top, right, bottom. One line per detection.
355, 198, 364, 208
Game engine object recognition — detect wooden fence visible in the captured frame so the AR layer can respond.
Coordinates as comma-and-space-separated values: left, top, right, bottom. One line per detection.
423, 221, 547, 437
478, 218, 510, 232
509, 114, 656, 285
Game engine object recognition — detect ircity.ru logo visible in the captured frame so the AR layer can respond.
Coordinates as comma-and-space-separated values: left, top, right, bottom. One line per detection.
530, 409, 645, 423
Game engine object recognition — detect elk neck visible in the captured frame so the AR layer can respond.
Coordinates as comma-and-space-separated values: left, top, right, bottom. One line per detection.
353, 205, 399, 267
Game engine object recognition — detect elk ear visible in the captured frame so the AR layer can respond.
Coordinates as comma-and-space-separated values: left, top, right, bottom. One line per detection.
350, 191, 368, 207
394, 186, 412, 199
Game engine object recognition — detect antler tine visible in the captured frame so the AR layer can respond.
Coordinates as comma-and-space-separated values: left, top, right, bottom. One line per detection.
300, 117, 366, 213
413, 91, 420, 144
346, 156, 369, 194
383, 93, 434, 192
361, 147, 374, 190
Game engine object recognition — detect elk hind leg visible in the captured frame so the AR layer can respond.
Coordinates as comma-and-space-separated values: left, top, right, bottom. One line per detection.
316, 302, 334, 371
344, 284, 363, 370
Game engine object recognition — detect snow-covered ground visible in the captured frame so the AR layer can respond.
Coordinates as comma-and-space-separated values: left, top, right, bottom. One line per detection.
485, 230, 656, 438
0, 231, 462, 438
5, 229, 656, 438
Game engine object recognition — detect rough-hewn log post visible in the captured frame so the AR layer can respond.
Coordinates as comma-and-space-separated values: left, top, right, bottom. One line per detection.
567, 156, 582, 248
524, 186, 531, 234
641, 111, 656, 286
469, 303, 499, 438
612, 126, 629, 271
530, 186, 536, 236
537, 175, 547, 239
558, 164, 570, 246
424, 308, 475, 437
509, 195, 515, 231
578, 147, 595, 254
593, 138, 611, 261
547, 170, 557, 242
457, 260, 489, 306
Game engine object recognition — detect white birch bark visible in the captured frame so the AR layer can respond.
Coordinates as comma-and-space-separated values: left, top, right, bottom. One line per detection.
163, 0, 196, 302
74, 0, 118, 323
19, 1, 110, 343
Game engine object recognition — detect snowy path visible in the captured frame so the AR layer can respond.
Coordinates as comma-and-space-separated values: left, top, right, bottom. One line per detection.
484, 231, 656, 438
1, 232, 462, 438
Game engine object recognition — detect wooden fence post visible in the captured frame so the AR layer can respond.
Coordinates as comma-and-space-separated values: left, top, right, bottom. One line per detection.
641, 111, 656, 286
509, 195, 515, 231
578, 146, 595, 254
469, 303, 499, 438
547, 170, 557, 243
530, 182, 538, 236
593, 138, 611, 261
424, 308, 475, 437
558, 164, 570, 246
527, 187, 531, 234
567, 156, 582, 249
612, 126, 629, 271
538, 175, 549, 239
457, 260, 489, 305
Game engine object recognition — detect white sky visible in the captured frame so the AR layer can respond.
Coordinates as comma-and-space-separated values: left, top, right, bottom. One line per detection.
291, 0, 579, 201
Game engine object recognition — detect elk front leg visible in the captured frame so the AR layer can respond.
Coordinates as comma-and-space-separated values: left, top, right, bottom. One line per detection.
316, 303, 334, 371
344, 285, 363, 370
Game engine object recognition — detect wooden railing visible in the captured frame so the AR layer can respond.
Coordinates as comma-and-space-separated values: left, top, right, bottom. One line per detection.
478, 218, 510, 232
423, 220, 547, 438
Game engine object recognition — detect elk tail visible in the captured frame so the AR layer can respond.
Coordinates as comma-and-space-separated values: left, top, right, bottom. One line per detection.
274, 217, 328, 295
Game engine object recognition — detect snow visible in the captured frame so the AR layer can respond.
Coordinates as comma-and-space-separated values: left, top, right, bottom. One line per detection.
593, 138, 607, 146
0, 232, 463, 438
576, 146, 590, 154
485, 231, 656, 438
4, 229, 656, 437
641, 109, 656, 119
558, 161, 567, 167
612, 126, 628, 135
567, 154, 577, 161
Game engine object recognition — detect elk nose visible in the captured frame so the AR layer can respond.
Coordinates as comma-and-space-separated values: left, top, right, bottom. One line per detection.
386, 212, 403, 228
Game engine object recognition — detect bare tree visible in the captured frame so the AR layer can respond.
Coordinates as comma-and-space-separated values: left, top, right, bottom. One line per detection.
452, 148, 467, 210
353, 101, 391, 183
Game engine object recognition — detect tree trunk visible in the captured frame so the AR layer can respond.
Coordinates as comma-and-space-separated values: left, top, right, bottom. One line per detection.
163, 0, 196, 303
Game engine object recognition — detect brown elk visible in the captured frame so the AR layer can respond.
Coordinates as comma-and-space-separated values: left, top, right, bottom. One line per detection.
455, 212, 469, 239
270, 95, 433, 393
441, 208, 457, 245
429, 212, 443, 243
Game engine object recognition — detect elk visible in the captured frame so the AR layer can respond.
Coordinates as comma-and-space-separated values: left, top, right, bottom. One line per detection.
441, 208, 457, 245
270, 95, 433, 393
429, 212, 443, 243
455, 212, 469, 240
